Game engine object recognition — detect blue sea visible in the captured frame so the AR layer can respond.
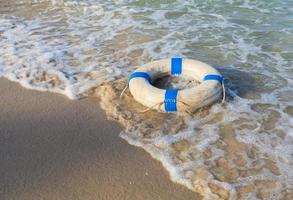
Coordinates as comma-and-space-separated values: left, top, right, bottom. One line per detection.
0, 1, 292, 199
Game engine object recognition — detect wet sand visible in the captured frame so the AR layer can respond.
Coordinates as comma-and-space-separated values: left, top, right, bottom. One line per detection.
0, 78, 199, 200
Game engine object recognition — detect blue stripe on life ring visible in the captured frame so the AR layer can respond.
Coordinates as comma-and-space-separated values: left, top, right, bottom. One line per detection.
204, 74, 223, 84
171, 57, 182, 76
129, 72, 152, 83
164, 89, 178, 112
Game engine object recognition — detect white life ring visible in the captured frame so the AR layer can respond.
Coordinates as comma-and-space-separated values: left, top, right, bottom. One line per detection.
128, 58, 224, 113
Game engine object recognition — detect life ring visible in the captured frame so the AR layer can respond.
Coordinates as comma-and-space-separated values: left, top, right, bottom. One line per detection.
128, 58, 224, 113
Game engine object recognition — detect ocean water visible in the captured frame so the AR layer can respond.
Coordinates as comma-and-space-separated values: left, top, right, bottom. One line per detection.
0, 0, 292, 199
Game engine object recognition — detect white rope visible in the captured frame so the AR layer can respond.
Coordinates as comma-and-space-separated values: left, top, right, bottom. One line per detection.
138, 100, 193, 114
221, 78, 226, 104
138, 102, 164, 113
120, 78, 225, 113
119, 84, 128, 99
178, 101, 193, 115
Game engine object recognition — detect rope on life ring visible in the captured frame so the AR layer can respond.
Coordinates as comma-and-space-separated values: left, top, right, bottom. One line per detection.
122, 58, 225, 113
119, 76, 226, 114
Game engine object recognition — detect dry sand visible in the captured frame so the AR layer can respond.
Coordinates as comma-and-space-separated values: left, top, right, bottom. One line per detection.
0, 78, 199, 200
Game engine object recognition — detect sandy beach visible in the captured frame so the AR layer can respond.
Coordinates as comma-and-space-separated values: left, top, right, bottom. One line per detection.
0, 78, 199, 200
1, 1, 292, 199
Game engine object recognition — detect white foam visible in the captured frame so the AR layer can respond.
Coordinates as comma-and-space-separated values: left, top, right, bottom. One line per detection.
1, 0, 292, 199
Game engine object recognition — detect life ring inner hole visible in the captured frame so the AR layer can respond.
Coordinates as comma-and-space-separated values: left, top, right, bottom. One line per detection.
152, 75, 200, 91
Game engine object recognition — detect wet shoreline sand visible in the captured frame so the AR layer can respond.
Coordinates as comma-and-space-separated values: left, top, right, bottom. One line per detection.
1, 1, 292, 199
0, 78, 199, 200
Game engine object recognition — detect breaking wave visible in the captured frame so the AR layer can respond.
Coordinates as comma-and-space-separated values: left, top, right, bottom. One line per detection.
0, 0, 292, 199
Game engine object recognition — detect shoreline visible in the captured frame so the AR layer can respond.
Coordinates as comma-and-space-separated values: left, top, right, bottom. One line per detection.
0, 78, 199, 200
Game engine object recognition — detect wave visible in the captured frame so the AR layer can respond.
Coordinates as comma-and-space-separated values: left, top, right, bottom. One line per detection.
0, 0, 292, 199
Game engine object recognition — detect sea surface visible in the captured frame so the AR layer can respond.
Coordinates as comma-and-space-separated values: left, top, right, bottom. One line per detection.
0, 0, 292, 199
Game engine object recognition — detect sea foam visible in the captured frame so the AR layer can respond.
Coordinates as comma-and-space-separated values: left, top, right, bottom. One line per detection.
0, 0, 292, 199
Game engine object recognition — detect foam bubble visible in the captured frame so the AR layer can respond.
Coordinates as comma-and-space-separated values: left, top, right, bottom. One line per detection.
1, 0, 292, 199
